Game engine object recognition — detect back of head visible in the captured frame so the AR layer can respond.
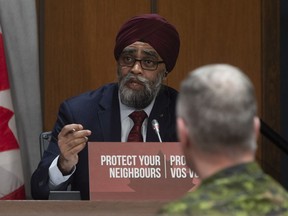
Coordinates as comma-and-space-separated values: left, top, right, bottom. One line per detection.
177, 64, 257, 154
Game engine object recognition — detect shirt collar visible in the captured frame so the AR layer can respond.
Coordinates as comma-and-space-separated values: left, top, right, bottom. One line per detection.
118, 92, 155, 121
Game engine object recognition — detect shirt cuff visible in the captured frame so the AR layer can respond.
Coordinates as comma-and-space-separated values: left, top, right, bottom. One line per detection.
49, 155, 76, 188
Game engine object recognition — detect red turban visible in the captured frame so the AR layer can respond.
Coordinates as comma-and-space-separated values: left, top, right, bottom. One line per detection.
114, 14, 180, 73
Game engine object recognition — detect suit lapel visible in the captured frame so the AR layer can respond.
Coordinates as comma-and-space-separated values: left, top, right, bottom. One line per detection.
97, 84, 121, 141
146, 87, 172, 142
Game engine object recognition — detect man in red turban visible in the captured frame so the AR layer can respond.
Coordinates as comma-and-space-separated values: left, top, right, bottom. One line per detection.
31, 14, 180, 200
115, 14, 180, 109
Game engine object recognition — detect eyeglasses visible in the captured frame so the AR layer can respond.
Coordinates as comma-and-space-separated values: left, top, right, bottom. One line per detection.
118, 55, 164, 71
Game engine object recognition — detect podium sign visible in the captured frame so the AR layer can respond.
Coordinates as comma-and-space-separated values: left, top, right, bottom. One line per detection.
88, 142, 200, 201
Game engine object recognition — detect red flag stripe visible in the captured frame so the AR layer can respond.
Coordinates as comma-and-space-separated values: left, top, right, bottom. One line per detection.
0, 25, 25, 199
0, 107, 19, 151
0, 185, 25, 200
0, 31, 9, 91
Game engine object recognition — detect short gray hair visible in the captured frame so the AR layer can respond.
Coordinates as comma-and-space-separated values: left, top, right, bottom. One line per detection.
177, 64, 257, 153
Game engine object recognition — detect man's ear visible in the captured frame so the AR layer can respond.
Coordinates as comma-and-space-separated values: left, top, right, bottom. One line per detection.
177, 117, 190, 149
164, 71, 169, 77
254, 116, 260, 140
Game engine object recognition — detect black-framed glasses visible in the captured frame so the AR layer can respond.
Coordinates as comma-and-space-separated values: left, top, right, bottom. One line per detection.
118, 55, 164, 71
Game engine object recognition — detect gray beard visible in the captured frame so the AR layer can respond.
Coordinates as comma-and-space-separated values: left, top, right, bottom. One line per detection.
118, 72, 163, 109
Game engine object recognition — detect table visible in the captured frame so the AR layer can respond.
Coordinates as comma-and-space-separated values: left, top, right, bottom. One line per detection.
0, 200, 168, 216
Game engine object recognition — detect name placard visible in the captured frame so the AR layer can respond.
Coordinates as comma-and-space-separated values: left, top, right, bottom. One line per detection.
88, 142, 200, 201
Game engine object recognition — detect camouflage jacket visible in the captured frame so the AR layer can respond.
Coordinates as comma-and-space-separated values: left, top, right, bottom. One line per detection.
159, 162, 288, 216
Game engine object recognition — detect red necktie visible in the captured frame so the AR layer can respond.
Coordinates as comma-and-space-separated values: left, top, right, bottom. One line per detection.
127, 110, 147, 142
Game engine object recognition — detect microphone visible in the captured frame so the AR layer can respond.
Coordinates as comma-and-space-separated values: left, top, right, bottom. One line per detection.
152, 119, 163, 143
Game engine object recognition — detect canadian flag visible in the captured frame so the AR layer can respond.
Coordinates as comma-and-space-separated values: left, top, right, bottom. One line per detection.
0, 25, 25, 199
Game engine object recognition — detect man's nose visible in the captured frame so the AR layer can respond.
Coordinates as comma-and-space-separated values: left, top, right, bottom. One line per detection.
131, 60, 143, 74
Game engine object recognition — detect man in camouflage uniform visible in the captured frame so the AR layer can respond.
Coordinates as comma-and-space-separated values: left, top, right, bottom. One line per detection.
159, 64, 288, 215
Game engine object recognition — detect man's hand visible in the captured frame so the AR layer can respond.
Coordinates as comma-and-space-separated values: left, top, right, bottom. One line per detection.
57, 124, 91, 175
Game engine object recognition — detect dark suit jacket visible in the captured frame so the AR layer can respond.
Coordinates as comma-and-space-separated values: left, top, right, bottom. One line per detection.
31, 83, 178, 200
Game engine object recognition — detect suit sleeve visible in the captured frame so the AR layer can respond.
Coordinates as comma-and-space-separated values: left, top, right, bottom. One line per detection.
30, 101, 74, 199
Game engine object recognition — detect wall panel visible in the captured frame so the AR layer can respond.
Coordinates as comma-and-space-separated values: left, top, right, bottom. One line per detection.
44, 0, 150, 130
158, 0, 261, 107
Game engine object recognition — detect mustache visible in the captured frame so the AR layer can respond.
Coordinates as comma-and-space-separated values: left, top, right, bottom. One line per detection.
122, 73, 151, 85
